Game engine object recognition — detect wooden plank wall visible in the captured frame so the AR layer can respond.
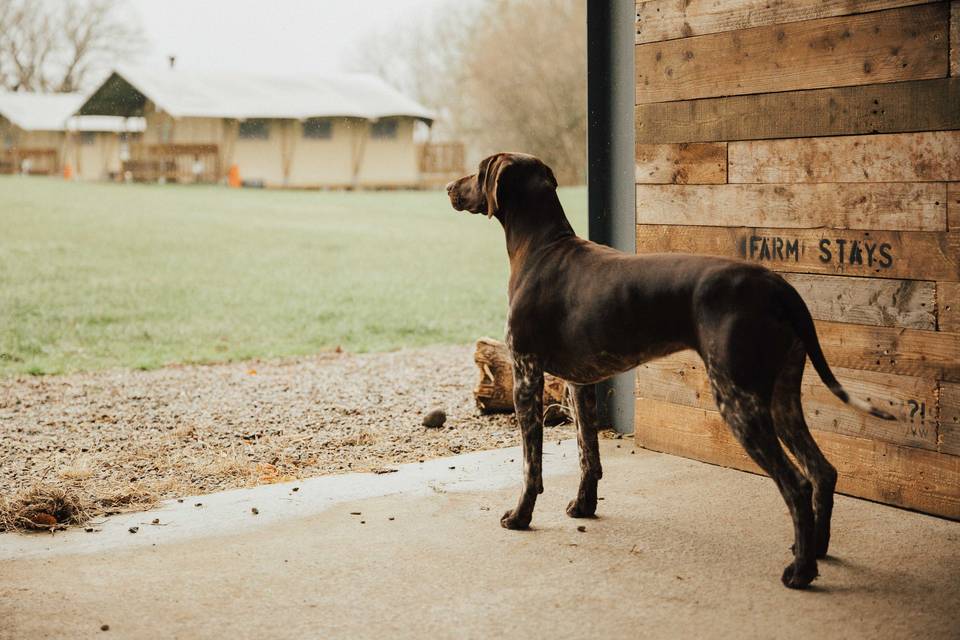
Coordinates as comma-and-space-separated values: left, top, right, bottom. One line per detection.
634, 1, 960, 519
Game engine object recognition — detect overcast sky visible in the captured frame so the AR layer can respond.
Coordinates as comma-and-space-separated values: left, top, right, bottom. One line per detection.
128, 0, 445, 74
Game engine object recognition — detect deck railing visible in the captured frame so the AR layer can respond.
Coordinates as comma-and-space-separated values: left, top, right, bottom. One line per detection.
122, 144, 220, 183
0, 148, 59, 175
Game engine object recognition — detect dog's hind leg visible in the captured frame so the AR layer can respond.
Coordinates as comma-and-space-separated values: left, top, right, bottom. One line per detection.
711, 375, 818, 589
500, 351, 544, 530
772, 342, 838, 559
566, 382, 602, 518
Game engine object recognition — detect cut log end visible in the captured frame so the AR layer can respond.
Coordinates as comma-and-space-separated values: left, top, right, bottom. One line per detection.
473, 337, 570, 424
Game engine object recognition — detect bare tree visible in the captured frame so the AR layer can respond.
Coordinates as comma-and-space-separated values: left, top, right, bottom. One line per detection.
347, 0, 587, 184
0, 0, 144, 93
456, 0, 587, 184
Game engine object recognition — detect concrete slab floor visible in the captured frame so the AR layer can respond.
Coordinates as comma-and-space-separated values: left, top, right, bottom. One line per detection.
1, 440, 958, 640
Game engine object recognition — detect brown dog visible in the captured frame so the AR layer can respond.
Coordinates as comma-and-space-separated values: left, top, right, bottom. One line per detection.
446, 152, 894, 589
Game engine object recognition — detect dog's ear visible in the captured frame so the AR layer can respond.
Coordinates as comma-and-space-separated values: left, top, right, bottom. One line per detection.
541, 163, 558, 189
479, 153, 510, 219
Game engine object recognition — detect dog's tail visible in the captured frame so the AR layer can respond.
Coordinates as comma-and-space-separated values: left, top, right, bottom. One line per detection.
779, 281, 896, 421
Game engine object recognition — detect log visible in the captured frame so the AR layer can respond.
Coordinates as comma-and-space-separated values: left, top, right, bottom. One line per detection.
473, 337, 569, 423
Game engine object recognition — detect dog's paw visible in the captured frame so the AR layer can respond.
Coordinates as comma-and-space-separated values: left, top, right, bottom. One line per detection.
565, 498, 597, 519
781, 560, 818, 590
500, 509, 531, 530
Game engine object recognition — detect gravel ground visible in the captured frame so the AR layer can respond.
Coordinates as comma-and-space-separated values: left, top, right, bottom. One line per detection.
0, 345, 574, 523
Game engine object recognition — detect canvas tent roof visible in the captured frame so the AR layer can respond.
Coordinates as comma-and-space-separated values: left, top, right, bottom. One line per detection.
79, 66, 436, 123
0, 90, 143, 132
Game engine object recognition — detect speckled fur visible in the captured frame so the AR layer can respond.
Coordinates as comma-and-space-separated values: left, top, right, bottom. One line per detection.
500, 340, 545, 530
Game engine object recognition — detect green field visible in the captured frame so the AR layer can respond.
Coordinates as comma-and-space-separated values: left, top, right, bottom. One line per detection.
0, 176, 587, 376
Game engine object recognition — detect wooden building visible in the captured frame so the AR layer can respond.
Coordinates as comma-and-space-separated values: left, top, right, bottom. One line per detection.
77, 67, 459, 188
631, 1, 959, 519
0, 90, 143, 180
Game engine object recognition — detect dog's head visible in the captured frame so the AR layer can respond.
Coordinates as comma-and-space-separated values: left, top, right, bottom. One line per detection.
446, 152, 558, 219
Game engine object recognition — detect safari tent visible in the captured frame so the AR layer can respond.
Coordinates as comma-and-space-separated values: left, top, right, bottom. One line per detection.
77, 66, 456, 188
0, 90, 143, 181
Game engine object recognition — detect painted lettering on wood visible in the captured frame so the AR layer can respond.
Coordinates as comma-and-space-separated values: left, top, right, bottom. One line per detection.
636, 225, 960, 281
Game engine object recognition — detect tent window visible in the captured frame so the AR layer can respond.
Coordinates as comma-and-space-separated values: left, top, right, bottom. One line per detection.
239, 119, 270, 140
303, 118, 333, 139
371, 118, 398, 139
80, 132, 97, 145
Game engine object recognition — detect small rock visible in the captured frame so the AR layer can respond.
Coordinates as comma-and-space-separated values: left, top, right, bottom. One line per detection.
292, 487, 299, 492
251, 507, 259, 515
422, 408, 446, 428
101, 624, 110, 631
151, 518, 160, 525
85, 527, 94, 533
360, 520, 366, 524
128, 526, 138, 534
388, 517, 395, 521
194, 503, 202, 507
577, 526, 586, 533
177, 499, 183, 503
350, 511, 361, 516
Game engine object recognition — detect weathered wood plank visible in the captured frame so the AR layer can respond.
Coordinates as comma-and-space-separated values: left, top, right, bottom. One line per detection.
636, 183, 946, 231
780, 273, 936, 330
949, 182, 960, 229
729, 132, 960, 183
952, 1, 960, 76
635, 350, 939, 449
635, 224, 960, 281
635, 4, 949, 105
940, 382, 960, 454
623, 313, 960, 381
815, 320, 960, 381
635, 0, 934, 45
938, 281, 960, 332
635, 142, 726, 184
636, 78, 960, 143
634, 397, 960, 520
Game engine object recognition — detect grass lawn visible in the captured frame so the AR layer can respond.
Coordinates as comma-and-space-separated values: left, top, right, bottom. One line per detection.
0, 176, 586, 376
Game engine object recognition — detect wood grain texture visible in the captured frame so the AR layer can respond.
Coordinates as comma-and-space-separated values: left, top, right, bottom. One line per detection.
938, 281, 960, 332
636, 183, 946, 231
635, 0, 933, 44
949, 182, 960, 229
472, 337, 565, 415
634, 350, 939, 449
635, 4, 949, 104
635, 224, 960, 281
952, 1, 960, 76
635, 142, 727, 184
780, 273, 936, 330
940, 382, 960, 454
815, 320, 960, 381
729, 131, 960, 183
635, 78, 960, 143
634, 397, 960, 520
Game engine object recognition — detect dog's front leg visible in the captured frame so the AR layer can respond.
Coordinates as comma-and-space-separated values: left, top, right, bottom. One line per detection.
566, 383, 602, 518
501, 352, 544, 530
